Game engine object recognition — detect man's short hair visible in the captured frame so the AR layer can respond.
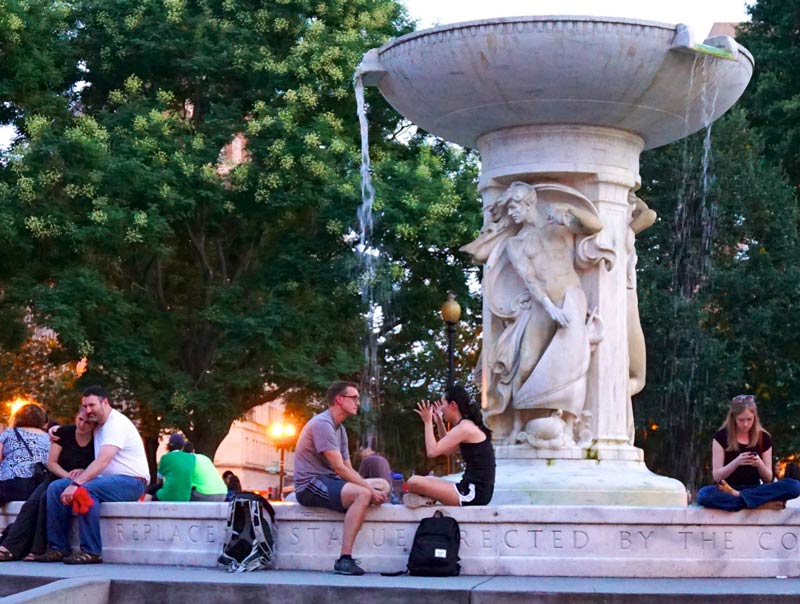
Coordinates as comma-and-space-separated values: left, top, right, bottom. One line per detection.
325, 381, 358, 407
82, 385, 109, 401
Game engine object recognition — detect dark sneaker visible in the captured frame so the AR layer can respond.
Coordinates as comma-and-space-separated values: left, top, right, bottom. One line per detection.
333, 556, 365, 575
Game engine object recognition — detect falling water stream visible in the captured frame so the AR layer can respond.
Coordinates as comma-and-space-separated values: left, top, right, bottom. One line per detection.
661, 51, 721, 473
354, 74, 381, 449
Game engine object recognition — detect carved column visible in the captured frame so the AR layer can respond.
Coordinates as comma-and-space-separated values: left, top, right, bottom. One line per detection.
476, 125, 644, 460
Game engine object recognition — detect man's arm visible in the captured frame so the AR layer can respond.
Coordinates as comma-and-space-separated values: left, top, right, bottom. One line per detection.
59, 444, 120, 505
72, 444, 120, 485
322, 450, 387, 504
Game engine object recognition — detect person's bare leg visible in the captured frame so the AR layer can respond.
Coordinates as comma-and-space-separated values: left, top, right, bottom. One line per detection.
339, 483, 372, 556
406, 476, 461, 505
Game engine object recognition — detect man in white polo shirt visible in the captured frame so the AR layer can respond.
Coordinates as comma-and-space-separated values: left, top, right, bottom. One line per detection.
36, 385, 149, 564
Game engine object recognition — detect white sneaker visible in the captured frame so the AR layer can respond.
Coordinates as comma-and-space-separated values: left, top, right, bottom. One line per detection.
402, 493, 437, 508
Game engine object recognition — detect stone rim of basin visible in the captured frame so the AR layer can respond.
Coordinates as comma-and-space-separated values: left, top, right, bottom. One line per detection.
359, 15, 754, 150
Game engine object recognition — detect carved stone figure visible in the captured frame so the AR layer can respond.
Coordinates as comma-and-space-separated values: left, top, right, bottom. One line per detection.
462, 182, 614, 445
625, 193, 657, 443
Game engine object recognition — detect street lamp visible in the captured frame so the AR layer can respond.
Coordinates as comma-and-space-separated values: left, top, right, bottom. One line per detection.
440, 293, 462, 388
267, 421, 297, 500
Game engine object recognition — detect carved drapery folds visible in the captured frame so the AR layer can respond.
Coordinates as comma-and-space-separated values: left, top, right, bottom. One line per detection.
462, 182, 616, 447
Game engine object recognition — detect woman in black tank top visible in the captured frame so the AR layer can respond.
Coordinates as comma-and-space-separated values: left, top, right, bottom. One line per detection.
404, 385, 495, 507
696, 394, 800, 510
0, 409, 95, 561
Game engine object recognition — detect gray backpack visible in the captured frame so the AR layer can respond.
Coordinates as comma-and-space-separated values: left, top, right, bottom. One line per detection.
218, 492, 275, 572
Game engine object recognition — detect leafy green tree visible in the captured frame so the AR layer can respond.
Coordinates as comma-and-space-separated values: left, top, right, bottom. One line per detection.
0, 0, 481, 468
737, 0, 800, 185
0, 0, 76, 125
635, 108, 800, 491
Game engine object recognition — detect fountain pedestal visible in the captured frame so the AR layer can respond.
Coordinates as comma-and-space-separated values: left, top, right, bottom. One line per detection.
476, 124, 684, 505
359, 16, 752, 506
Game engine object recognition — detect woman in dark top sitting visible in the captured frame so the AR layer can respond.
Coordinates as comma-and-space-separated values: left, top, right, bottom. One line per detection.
404, 385, 495, 508
0, 409, 95, 560
696, 394, 800, 511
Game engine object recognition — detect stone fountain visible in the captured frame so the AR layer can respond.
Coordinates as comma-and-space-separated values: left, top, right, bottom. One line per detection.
273, 22, 797, 579
357, 16, 753, 506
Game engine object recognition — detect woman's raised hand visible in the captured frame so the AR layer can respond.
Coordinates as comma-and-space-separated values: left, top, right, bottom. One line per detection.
414, 400, 436, 424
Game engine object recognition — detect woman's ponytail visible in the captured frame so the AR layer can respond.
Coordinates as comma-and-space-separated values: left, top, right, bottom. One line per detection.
444, 385, 491, 436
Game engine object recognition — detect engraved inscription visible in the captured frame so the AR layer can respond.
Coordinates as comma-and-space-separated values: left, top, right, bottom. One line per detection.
619, 530, 654, 550
758, 531, 800, 551
282, 522, 800, 558
112, 522, 216, 544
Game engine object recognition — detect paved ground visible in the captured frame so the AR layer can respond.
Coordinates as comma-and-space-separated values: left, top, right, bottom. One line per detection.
2, 562, 800, 603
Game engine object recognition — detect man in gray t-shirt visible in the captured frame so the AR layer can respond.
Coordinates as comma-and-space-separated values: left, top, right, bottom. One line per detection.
294, 382, 390, 576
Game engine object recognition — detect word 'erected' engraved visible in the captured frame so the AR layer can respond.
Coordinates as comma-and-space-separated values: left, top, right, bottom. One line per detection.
502, 529, 590, 550
113, 523, 216, 544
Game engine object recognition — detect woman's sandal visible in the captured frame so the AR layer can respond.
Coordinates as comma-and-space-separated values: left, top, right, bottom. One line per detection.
63, 550, 102, 565
0, 548, 16, 562
33, 548, 65, 563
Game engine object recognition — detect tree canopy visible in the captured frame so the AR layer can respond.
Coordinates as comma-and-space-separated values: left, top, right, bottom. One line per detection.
0, 0, 481, 463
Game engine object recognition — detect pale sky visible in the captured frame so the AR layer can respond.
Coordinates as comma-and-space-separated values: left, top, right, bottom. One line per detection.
400, 0, 752, 40
0, 1, 753, 151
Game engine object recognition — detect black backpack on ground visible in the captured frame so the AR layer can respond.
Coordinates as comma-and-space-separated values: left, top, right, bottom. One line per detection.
407, 510, 461, 576
218, 492, 276, 572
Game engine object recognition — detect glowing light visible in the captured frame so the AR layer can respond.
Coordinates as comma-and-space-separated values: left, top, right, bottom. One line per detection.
268, 421, 297, 447
7, 397, 34, 420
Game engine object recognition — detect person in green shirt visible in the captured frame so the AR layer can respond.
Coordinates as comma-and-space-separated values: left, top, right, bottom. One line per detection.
153, 434, 195, 502
183, 441, 227, 502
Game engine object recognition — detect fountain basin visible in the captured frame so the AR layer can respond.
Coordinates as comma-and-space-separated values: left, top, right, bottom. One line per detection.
358, 16, 753, 150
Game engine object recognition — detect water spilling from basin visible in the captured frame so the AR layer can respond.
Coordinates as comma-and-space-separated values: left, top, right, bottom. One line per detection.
354, 74, 382, 447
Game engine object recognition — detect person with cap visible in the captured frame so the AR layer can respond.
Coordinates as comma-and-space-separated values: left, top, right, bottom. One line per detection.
150, 433, 196, 502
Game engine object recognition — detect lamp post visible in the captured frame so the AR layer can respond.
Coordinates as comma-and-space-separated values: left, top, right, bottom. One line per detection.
440, 293, 462, 388
267, 421, 297, 500
440, 294, 461, 475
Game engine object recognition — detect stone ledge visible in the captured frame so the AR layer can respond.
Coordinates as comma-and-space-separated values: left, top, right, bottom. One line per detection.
4, 502, 800, 576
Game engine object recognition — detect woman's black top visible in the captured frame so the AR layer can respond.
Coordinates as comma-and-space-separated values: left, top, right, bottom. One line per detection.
714, 427, 772, 488
54, 425, 95, 473
460, 435, 496, 487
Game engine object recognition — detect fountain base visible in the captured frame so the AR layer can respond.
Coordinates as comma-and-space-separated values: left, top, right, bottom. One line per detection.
486, 457, 687, 506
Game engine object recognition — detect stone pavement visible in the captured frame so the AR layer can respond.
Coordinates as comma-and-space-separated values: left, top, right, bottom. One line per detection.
1, 562, 800, 604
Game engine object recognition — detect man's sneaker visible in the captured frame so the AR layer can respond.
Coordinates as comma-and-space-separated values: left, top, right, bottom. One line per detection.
402, 493, 437, 509
333, 556, 365, 575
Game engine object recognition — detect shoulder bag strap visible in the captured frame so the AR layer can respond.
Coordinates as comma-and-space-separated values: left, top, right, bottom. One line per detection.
13, 427, 36, 459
